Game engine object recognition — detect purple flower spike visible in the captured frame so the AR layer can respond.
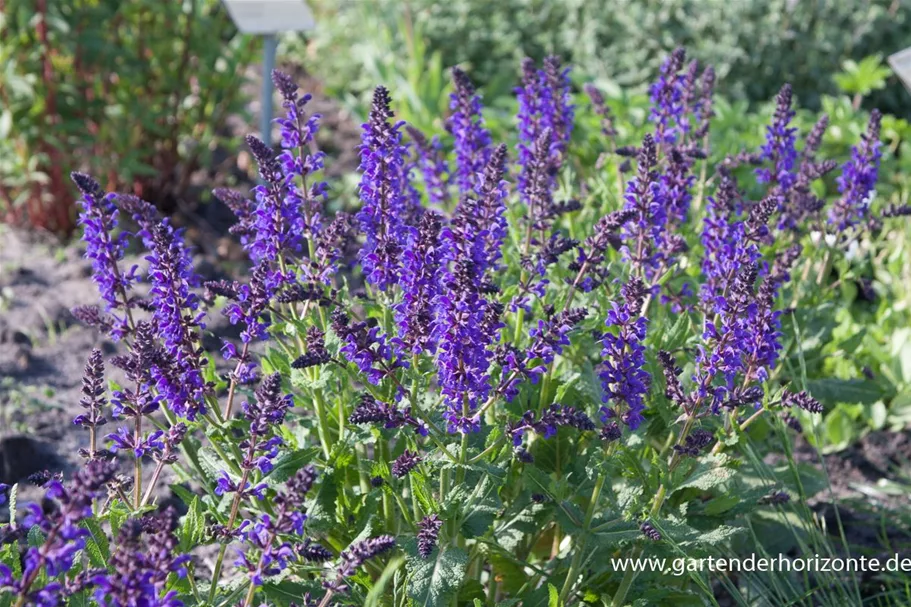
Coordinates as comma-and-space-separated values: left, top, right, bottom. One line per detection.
357, 86, 410, 291
599, 278, 651, 430
829, 110, 882, 232
272, 69, 327, 236
756, 84, 798, 191
417, 514, 443, 559
516, 56, 573, 206
324, 536, 396, 593
649, 48, 688, 145
93, 508, 188, 607
19, 460, 118, 597
395, 211, 444, 355
449, 67, 492, 196
331, 309, 407, 386
74, 349, 108, 433
406, 125, 450, 205
246, 134, 304, 290
146, 223, 208, 420
391, 449, 422, 478
620, 134, 665, 279
72, 172, 137, 340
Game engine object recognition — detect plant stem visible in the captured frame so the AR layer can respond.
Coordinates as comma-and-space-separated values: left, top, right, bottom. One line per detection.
558, 473, 605, 603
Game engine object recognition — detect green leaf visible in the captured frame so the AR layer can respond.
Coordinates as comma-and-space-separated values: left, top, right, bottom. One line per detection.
806, 378, 886, 407
548, 583, 563, 607
267, 448, 321, 483
405, 540, 468, 607
81, 517, 110, 567
27, 525, 44, 547
365, 556, 405, 607
180, 496, 206, 552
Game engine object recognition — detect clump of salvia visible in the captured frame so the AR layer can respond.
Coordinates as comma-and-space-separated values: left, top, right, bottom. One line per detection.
2, 46, 894, 607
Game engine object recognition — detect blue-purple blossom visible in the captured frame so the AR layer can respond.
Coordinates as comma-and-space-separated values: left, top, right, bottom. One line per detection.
417, 515, 443, 559
449, 67, 492, 195
348, 393, 429, 435
272, 69, 327, 236
829, 110, 882, 231
620, 135, 665, 279
221, 260, 272, 344
1, 460, 118, 605
699, 173, 763, 307
395, 211, 444, 355
599, 278, 651, 430
649, 48, 687, 145
324, 536, 396, 593
357, 86, 410, 291
146, 222, 208, 420
73, 349, 108, 435
93, 508, 188, 607
235, 466, 317, 588
391, 449, 421, 478
434, 224, 499, 431
214, 471, 267, 500
498, 308, 587, 393
473, 144, 510, 274
756, 84, 798, 193
106, 427, 164, 458
245, 134, 303, 292
331, 309, 407, 386
507, 403, 595, 447
516, 56, 573, 203
240, 373, 294, 471
72, 172, 138, 340
406, 125, 450, 206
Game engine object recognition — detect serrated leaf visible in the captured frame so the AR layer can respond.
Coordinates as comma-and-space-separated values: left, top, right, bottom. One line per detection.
197, 446, 232, 484
27, 525, 44, 547
0, 544, 21, 578
405, 540, 468, 607
267, 448, 320, 483
81, 517, 110, 567
180, 496, 205, 552
306, 469, 339, 532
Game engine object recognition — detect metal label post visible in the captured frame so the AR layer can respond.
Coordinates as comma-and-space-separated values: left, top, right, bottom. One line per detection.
222, 0, 316, 147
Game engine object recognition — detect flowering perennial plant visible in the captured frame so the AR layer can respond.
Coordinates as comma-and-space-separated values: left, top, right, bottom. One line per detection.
0, 53, 901, 607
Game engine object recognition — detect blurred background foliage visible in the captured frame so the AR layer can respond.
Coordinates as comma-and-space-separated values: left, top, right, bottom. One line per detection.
291, 0, 911, 116
0, 0, 256, 233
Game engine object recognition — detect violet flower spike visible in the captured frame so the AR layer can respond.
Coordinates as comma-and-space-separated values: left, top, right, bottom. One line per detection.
146, 222, 208, 420
72, 172, 137, 340
449, 67, 492, 196
324, 536, 396, 593
272, 69, 327, 236
417, 515, 443, 559
406, 125, 450, 206
357, 86, 409, 291
599, 278, 651, 430
394, 211, 444, 355
829, 110, 882, 232
73, 349, 108, 452
649, 48, 687, 145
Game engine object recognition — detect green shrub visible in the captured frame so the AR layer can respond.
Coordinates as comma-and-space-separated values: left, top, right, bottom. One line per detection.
292, 0, 911, 115
0, 0, 256, 234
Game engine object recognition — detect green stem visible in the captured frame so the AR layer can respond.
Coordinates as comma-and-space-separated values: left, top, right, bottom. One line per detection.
558, 473, 605, 603
378, 439, 395, 530
312, 390, 333, 459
